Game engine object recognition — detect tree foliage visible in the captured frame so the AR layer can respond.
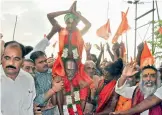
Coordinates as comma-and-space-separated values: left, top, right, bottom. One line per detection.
148, 20, 162, 59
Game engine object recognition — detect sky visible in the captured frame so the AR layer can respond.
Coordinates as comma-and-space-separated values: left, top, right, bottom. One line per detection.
1, 0, 162, 66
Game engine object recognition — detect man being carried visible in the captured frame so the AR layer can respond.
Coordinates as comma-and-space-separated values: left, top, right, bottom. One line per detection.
47, 1, 91, 76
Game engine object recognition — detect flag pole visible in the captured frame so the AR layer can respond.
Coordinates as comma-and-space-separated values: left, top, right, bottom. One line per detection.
13, 15, 18, 41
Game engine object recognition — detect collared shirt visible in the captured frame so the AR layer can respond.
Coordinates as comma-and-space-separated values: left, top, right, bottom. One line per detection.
115, 79, 149, 115
154, 86, 162, 100
25, 38, 50, 59
1, 65, 36, 115
34, 69, 52, 105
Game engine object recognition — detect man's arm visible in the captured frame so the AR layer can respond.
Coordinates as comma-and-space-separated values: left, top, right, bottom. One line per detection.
124, 95, 161, 114
109, 94, 162, 115
106, 43, 114, 61
84, 42, 92, 61
71, 8, 91, 36
34, 80, 64, 105
136, 42, 144, 66
47, 2, 77, 33
96, 43, 104, 69
115, 62, 138, 98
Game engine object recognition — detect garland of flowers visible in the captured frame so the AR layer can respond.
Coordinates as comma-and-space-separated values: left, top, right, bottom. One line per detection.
64, 78, 83, 115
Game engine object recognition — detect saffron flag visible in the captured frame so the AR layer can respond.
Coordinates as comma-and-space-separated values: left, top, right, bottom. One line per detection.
158, 27, 162, 34
96, 19, 111, 40
140, 41, 154, 68
112, 8, 130, 44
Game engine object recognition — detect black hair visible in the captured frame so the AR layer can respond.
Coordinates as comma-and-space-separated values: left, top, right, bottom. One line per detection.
30, 51, 46, 63
25, 46, 33, 56
24, 59, 34, 63
104, 58, 123, 77
4, 41, 25, 58
91, 54, 97, 63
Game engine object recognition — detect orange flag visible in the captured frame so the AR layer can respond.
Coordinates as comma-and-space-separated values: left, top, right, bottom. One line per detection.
96, 19, 111, 40
158, 27, 162, 34
140, 41, 154, 68
112, 8, 130, 44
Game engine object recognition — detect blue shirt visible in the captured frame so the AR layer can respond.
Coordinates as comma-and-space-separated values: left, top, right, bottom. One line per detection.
34, 69, 55, 115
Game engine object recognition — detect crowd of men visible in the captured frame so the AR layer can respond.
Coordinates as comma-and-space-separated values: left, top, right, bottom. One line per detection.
1, 1, 162, 115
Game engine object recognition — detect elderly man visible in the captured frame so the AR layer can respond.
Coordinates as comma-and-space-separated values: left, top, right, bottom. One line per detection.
84, 60, 102, 113
115, 63, 162, 115
1, 41, 36, 115
30, 51, 64, 115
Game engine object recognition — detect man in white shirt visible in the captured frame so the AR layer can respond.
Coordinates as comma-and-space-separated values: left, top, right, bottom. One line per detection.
115, 64, 162, 115
110, 86, 162, 115
1, 41, 36, 115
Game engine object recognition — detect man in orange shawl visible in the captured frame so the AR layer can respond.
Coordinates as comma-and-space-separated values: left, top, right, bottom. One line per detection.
47, 1, 91, 75
47, 1, 93, 114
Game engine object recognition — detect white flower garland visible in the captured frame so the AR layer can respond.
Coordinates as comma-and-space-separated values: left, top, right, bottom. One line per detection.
72, 48, 79, 59
66, 89, 81, 113
62, 47, 79, 59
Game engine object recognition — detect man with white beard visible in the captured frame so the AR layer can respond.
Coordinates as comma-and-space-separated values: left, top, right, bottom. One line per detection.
115, 64, 162, 115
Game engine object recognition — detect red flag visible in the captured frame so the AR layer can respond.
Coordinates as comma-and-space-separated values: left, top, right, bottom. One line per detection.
112, 8, 130, 44
158, 27, 162, 34
140, 41, 154, 68
96, 19, 111, 40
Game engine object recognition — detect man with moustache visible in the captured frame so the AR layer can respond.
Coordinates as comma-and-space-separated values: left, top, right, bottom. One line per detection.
30, 51, 64, 115
1, 41, 36, 115
115, 63, 162, 115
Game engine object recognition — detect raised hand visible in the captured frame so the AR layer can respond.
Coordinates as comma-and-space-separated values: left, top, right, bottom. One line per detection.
100, 42, 105, 52
84, 42, 92, 52
137, 42, 144, 52
112, 42, 120, 52
94, 44, 100, 51
69, 1, 77, 13
106, 42, 110, 51
121, 61, 138, 79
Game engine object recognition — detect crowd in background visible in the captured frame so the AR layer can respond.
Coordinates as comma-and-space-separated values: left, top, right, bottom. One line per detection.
1, 1, 162, 115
